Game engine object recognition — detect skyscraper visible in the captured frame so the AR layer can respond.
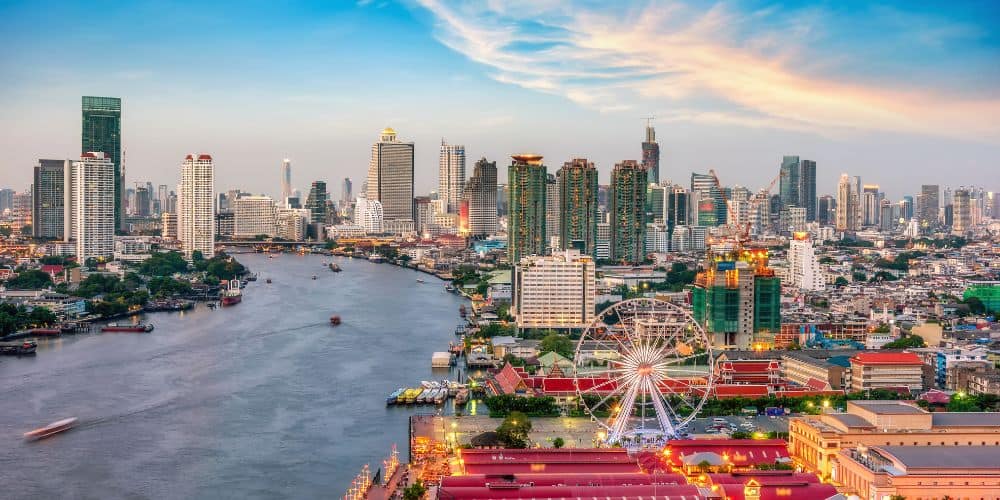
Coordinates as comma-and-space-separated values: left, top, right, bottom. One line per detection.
901, 196, 914, 220
507, 154, 547, 263
666, 186, 689, 248
33, 159, 72, 240
610, 160, 647, 264
280, 159, 292, 203
438, 140, 466, 214
691, 173, 726, 227
557, 158, 599, 255
779, 155, 800, 209
81, 96, 122, 229
178, 154, 216, 259
835, 174, 859, 232
74, 152, 115, 262
817, 195, 834, 226
799, 159, 816, 221
862, 185, 881, 227
341, 178, 352, 204
462, 158, 497, 237
641, 121, 660, 184
953, 189, 971, 234
305, 181, 328, 224
919, 185, 940, 231
368, 128, 414, 222
545, 174, 560, 250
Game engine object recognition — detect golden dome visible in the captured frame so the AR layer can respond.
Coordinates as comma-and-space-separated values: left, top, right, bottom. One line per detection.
381, 127, 397, 136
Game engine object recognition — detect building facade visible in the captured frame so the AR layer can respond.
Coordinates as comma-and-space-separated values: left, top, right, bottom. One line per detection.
788, 232, 825, 291
610, 160, 647, 264
462, 157, 497, 237
353, 195, 384, 234
367, 128, 414, 222
33, 159, 73, 240
305, 181, 328, 225
507, 154, 547, 263
438, 140, 465, 214
641, 123, 659, 184
836, 174, 859, 232
557, 158, 599, 255
799, 159, 816, 221
81, 96, 122, 229
178, 154, 215, 259
73, 152, 115, 262
280, 158, 292, 203
779, 155, 799, 209
512, 249, 596, 330
849, 352, 923, 392
233, 195, 277, 238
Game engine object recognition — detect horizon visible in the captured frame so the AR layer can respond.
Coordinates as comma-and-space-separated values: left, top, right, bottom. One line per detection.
1, 0, 998, 201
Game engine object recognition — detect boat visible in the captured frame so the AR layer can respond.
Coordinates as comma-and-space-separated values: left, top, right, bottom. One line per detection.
330, 315, 341, 326
0, 340, 36, 355
311, 275, 317, 280
416, 279, 425, 284
433, 389, 447, 405
405, 388, 423, 404
455, 388, 470, 405
24, 417, 78, 441
29, 328, 61, 336
368, 254, 384, 263
445, 284, 455, 292
266, 278, 272, 284
386, 388, 405, 405
221, 279, 242, 306
459, 305, 467, 318
101, 323, 154, 333
329, 263, 342, 272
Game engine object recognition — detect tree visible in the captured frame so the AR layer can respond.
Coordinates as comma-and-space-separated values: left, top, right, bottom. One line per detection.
697, 460, 713, 473
4, 269, 53, 289
833, 276, 849, 287
882, 334, 924, 349
961, 296, 986, 315
402, 480, 427, 500
495, 411, 532, 448
27, 307, 57, 327
552, 437, 565, 449
539, 332, 574, 359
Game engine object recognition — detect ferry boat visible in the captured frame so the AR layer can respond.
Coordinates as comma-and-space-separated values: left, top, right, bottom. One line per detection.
367, 254, 384, 263
265, 278, 272, 284
386, 388, 405, 405
101, 323, 154, 333
416, 278, 425, 284
311, 275, 317, 280
24, 417, 78, 441
330, 315, 341, 326
221, 279, 242, 306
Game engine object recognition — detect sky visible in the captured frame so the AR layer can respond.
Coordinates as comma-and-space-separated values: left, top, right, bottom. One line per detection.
0, 0, 998, 201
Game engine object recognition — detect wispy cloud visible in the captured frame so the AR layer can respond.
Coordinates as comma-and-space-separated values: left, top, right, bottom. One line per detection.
415, 0, 1000, 142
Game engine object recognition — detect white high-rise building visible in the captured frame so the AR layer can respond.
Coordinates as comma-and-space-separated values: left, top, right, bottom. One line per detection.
233, 195, 277, 238
367, 128, 414, 222
354, 195, 384, 234
788, 233, 825, 291
280, 159, 292, 203
512, 249, 596, 330
438, 140, 465, 214
836, 174, 859, 232
178, 154, 215, 259
276, 208, 309, 241
74, 152, 115, 262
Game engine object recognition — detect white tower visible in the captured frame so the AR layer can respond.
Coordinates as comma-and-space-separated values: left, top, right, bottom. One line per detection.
179, 154, 216, 259
438, 140, 466, 214
74, 152, 115, 263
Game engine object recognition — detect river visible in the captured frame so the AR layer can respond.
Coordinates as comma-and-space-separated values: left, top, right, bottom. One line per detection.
0, 253, 469, 499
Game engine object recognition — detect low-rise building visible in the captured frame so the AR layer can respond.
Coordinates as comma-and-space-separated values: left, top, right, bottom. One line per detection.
849, 352, 923, 393
835, 445, 1000, 500
782, 352, 849, 390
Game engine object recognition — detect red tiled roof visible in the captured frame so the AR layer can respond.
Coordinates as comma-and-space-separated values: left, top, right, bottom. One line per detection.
665, 439, 789, 468
197, 154, 212, 160
439, 484, 701, 499
805, 377, 830, 391
718, 480, 837, 500
541, 377, 617, 395
720, 360, 780, 373
40, 265, 64, 275
713, 384, 770, 398
851, 352, 922, 365
494, 363, 527, 394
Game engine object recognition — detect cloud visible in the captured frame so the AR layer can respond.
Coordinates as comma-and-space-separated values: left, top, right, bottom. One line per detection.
414, 0, 1000, 142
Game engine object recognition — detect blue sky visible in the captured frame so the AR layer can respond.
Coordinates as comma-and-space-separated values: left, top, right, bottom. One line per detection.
1, 0, 998, 200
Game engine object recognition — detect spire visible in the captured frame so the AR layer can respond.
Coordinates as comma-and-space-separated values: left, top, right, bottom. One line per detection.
644, 116, 656, 143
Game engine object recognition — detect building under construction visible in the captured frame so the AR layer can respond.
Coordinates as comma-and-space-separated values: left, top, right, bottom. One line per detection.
692, 246, 780, 350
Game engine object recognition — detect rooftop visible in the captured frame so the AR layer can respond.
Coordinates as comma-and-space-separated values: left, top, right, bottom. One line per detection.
930, 412, 1000, 427
849, 401, 926, 415
879, 445, 1000, 471
850, 352, 923, 365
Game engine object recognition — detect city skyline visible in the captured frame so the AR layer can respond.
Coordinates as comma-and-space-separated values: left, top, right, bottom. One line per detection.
1, 1, 998, 200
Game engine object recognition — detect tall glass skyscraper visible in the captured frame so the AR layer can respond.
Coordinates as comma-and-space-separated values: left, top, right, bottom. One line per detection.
507, 155, 547, 263
82, 96, 122, 229
641, 122, 660, 184
610, 160, 648, 264
798, 159, 816, 221
557, 158, 599, 255
779, 155, 800, 209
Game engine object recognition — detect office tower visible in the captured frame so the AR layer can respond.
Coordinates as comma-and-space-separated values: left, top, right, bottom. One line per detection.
690, 172, 726, 226
178, 154, 216, 259
878, 200, 894, 231
597, 184, 610, 211
595, 222, 611, 259
279, 159, 292, 202
779, 156, 800, 209
788, 233, 825, 291
135, 184, 151, 217
157, 184, 168, 215
0, 188, 14, 213
799, 159, 816, 221
507, 154, 547, 263
233, 196, 277, 238
33, 159, 73, 240
341, 178, 352, 204
647, 184, 667, 223
496, 184, 508, 217
73, 152, 115, 262
750, 189, 772, 235
512, 249, 596, 330
666, 187, 689, 248
836, 174, 859, 232
862, 185, 881, 226
305, 181, 328, 224
953, 189, 971, 234
81, 96, 122, 229
919, 185, 939, 231
354, 195, 384, 234
545, 174, 560, 250
438, 140, 466, 213
557, 158, 599, 255
413, 196, 433, 235
817, 195, 834, 226
900, 196, 914, 220
462, 157, 497, 237
641, 121, 660, 184
610, 160, 647, 264
125, 187, 136, 216
729, 186, 752, 227
367, 128, 414, 221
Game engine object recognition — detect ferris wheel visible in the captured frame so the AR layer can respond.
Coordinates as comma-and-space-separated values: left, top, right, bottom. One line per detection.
572, 298, 714, 446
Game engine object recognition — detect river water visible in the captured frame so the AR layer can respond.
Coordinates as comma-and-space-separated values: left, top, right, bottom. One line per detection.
0, 253, 468, 499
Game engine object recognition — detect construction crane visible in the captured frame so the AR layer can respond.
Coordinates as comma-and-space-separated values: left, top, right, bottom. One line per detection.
707, 169, 783, 249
